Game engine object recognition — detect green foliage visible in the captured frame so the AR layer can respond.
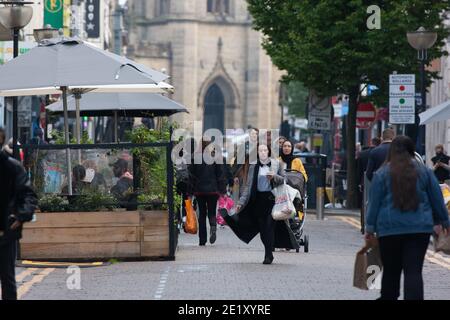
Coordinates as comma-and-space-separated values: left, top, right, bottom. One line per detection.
247, 0, 450, 207
70, 189, 119, 212
51, 130, 93, 144
38, 190, 118, 213
286, 81, 309, 118
128, 119, 181, 213
248, 0, 450, 103
39, 194, 70, 213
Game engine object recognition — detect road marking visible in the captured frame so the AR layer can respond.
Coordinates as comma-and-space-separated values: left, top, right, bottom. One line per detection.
154, 267, 170, 300
335, 216, 450, 271
17, 268, 55, 300
16, 268, 38, 283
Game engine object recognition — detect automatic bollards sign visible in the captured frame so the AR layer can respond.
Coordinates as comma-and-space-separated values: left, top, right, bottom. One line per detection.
389, 74, 416, 124
85, 0, 100, 38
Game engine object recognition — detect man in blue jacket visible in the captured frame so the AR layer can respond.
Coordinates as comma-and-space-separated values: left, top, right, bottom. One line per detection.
366, 128, 395, 181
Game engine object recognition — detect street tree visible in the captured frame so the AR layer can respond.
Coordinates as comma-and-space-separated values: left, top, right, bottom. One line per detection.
247, 0, 450, 208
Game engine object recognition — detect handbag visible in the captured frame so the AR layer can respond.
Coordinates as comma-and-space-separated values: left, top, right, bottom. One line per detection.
353, 243, 383, 290
271, 182, 301, 221
184, 197, 198, 234
434, 232, 450, 255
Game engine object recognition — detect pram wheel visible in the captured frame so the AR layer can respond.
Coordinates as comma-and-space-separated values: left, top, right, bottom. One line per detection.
304, 235, 309, 253
296, 248, 299, 253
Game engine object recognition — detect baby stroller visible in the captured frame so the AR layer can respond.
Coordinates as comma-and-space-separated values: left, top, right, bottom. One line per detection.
274, 169, 309, 253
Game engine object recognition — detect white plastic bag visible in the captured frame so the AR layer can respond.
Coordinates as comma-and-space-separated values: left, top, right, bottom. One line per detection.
271, 183, 301, 221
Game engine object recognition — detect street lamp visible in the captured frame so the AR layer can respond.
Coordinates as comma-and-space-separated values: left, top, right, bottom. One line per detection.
33, 24, 61, 42
0, 0, 34, 160
406, 26, 437, 155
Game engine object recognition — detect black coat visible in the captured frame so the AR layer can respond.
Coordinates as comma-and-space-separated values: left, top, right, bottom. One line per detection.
221, 159, 297, 248
356, 147, 373, 186
0, 152, 38, 245
366, 142, 391, 181
189, 162, 227, 195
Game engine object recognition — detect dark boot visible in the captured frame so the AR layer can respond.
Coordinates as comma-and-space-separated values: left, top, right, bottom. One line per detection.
210, 226, 217, 244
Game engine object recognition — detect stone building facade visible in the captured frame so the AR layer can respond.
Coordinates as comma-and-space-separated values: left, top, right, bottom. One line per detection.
126, 0, 283, 132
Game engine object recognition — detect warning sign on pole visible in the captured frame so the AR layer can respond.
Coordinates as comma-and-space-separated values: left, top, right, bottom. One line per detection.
389, 74, 415, 124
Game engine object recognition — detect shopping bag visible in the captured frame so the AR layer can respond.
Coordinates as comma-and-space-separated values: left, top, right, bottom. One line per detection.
271, 183, 300, 221
353, 244, 383, 290
434, 233, 450, 255
217, 195, 235, 225
184, 197, 198, 234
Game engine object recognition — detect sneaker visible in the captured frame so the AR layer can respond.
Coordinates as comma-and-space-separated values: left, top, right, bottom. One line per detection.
210, 226, 217, 244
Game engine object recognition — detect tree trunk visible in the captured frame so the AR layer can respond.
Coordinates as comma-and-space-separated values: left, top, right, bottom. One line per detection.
345, 87, 360, 209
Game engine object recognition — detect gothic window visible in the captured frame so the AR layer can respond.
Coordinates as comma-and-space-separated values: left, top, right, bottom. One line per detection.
156, 0, 170, 16
207, 0, 230, 15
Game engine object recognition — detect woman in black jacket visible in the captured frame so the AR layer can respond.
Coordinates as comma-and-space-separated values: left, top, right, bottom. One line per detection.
189, 139, 227, 246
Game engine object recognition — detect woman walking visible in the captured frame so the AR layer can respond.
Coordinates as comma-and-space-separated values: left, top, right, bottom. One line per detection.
275, 139, 308, 250
365, 136, 450, 300
189, 139, 227, 246
230, 144, 285, 264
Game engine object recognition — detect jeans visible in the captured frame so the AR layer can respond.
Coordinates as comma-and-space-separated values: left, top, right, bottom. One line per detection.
378, 233, 430, 300
197, 195, 219, 244
0, 241, 17, 300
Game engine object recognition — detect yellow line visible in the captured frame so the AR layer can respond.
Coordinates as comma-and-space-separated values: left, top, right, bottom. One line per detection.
16, 268, 38, 283
336, 216, 450, 270
17, 268, 55, 300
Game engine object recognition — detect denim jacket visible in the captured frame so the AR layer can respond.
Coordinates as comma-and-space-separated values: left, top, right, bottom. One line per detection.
366, 163, 450, 237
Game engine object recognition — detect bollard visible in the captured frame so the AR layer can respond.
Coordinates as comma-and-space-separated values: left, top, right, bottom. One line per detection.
316, 187, 325, 220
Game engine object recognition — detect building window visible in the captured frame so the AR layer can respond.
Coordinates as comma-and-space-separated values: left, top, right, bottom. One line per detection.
156, 0, 170, 16
207, 0, 230, 15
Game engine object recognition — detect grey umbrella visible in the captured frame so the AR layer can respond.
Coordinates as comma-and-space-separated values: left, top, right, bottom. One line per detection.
0, 37, 173, 195
46, 92, 188, 141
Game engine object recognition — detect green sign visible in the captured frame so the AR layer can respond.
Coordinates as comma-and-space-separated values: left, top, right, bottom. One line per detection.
44, 0, 64, 29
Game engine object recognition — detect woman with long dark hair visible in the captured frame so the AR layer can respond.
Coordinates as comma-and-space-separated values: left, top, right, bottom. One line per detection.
365, 136, 450, 300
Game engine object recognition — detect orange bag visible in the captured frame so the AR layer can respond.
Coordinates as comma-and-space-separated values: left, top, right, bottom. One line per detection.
184, 198, 198, 234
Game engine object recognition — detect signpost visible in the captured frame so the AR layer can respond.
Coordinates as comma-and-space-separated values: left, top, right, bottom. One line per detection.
389, 74, 416, 124
356, 102, 376, 129
308, 92, 331, 131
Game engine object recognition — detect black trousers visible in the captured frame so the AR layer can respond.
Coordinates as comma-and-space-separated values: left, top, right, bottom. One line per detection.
0, 240, 17, 300
378, 233, 430, 300
254, 191, 275, 259
197, 195, 219, 244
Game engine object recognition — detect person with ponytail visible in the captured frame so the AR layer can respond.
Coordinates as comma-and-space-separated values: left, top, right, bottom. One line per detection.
365, 136, 450, 300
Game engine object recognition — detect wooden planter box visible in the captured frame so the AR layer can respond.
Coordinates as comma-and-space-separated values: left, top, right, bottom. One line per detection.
20, 211, 173, 261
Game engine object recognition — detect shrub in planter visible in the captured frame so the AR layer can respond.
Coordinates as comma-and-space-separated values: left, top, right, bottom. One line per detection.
39, 194, 69, 213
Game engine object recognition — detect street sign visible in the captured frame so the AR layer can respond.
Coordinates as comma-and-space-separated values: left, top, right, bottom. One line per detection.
389, 74, 415, 124
85, 0, 101, 38
389, 74, 415, 85
44, 0, 64, 29
356, 102, 376, 129
308, 92, 331, 131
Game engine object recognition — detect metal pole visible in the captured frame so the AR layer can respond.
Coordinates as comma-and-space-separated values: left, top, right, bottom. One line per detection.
331, 162, 336, 208
419, 50, 426, 155
62, 87, 73, 195
114, 111, 118, 143
75, 92, 82, 163
316, 155, 326, 220
12, 28, 19, 160
167, 126, 176, 259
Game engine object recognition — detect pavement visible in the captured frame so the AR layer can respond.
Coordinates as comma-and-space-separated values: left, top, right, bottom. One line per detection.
10, 214, 450, 300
